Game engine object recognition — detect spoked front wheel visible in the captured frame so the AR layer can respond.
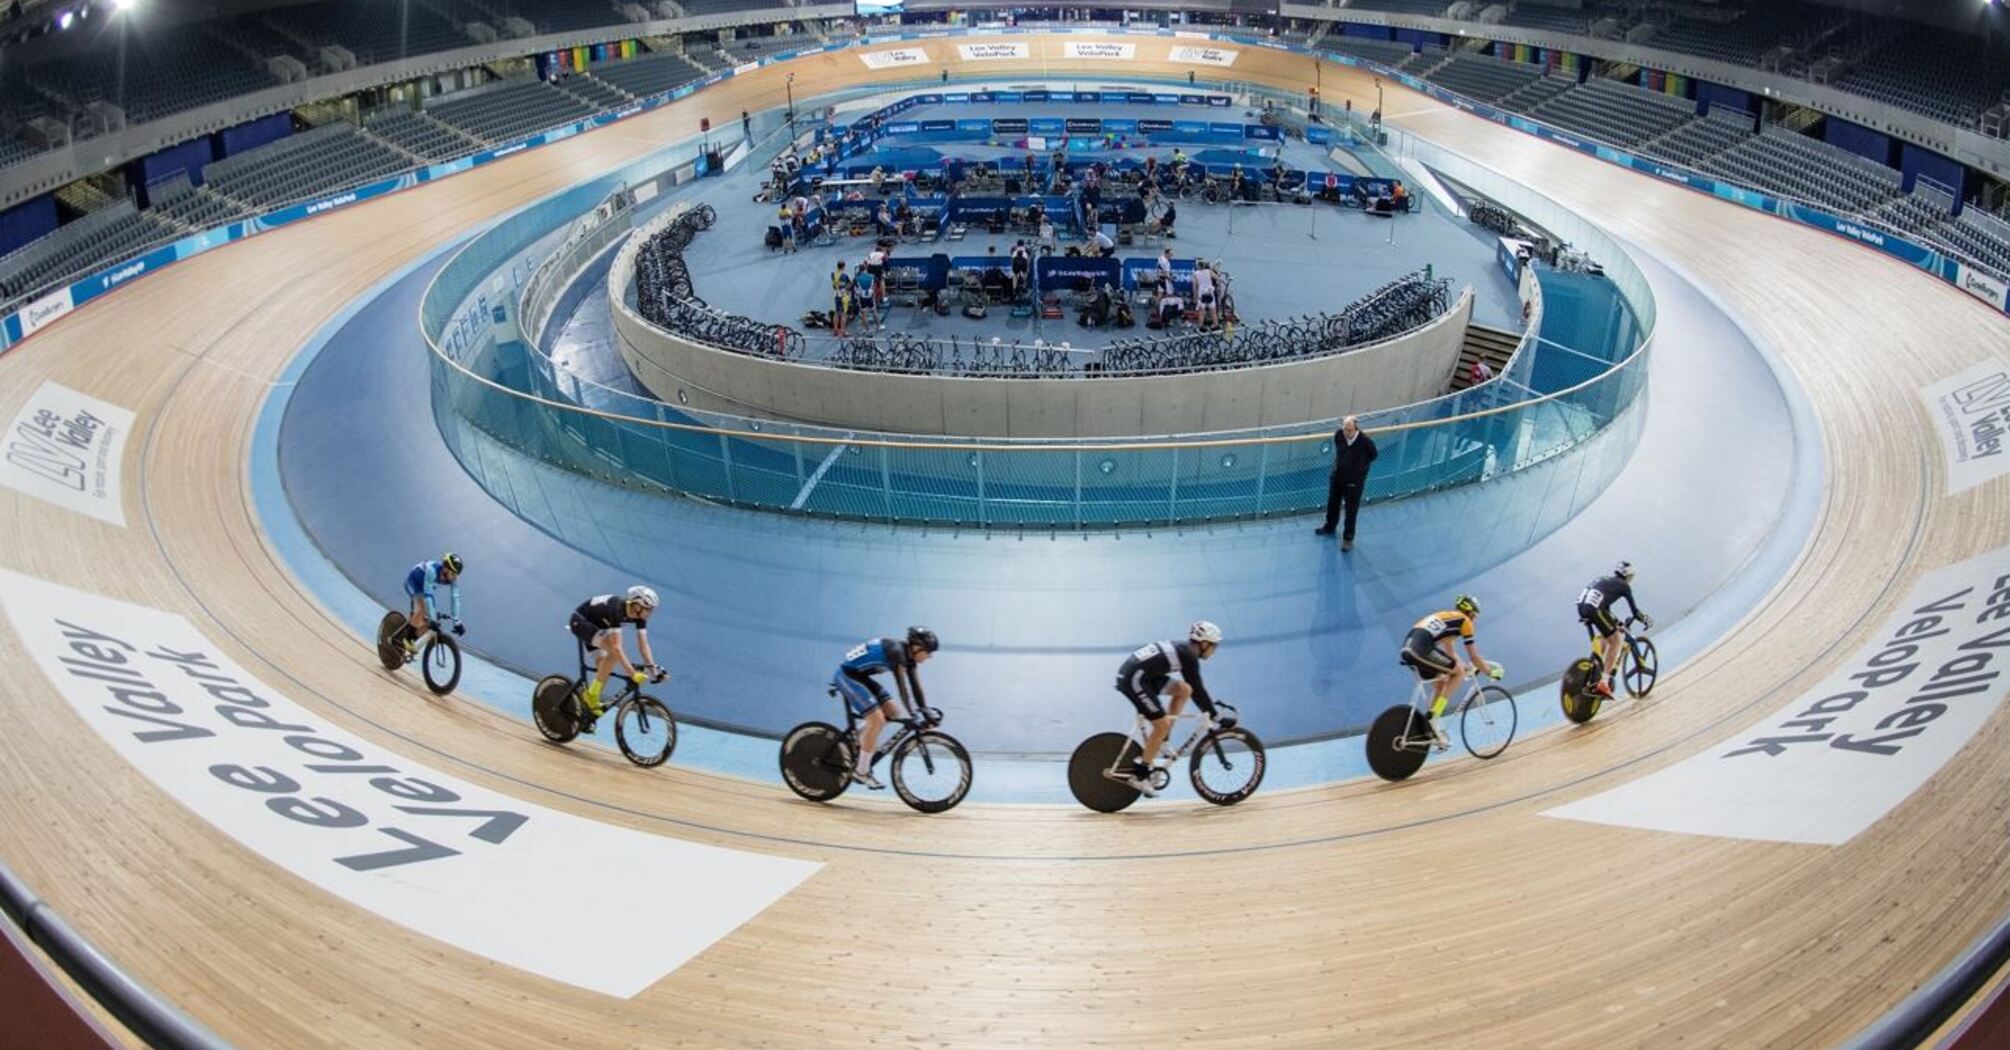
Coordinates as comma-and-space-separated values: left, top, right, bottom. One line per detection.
1365, 705, 1430, 783
1459, 685, 1518, 759
779, 722, 853, 802
420, 633, 462, 696
532, 675, 581, 743
615, 695, 678, 767
1068, 732, 1141, 813
375, 612, 409, 671
1622, 637, 1659, 698
890, 730, 972, 813
1190, 728, 1265, 806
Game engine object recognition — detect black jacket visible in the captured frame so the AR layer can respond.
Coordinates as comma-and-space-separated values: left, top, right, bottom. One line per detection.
1331, 430, 1378, 483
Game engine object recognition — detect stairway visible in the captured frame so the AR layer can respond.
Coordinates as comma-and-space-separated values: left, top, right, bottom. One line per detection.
1449, 322, 1521, 391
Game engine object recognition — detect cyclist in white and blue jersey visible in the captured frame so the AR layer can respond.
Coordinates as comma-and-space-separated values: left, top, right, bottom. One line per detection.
832, 627, 939, 789
399, 554, 464, 653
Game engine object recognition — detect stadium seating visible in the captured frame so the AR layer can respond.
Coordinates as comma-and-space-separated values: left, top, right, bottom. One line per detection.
200, 122, 413, 209
1923, 210, 2010, 281
1428, 53, 1543, 105
27, 26, 278, 124
554, 73, 633, 110
1697, 126, 1901, 215
589, 52, 711, 98
1834, 26, 2005, 130
1499, 5, 1590, 36
1345, 0, 1451, 16
1525, 76, 1696, 149
0, 136, 41, 170
0, 198, 177, 302
1639, 109, 1754, 168
259, 1, 471, 67
1496, 73, 1575, 113
423, 78, 597, 144
1319, 37, 1416, 67
367, 110, 486, 162
146, 175, 250, 230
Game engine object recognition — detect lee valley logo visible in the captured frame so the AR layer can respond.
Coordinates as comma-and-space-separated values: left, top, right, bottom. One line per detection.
858, 47, 928, 69
4, 381, 132, 526
1546, 545, 2010, 844
1063, 41, 1134, 60
1922, 360, 2010, 494
0, 571, 820, 995
1168, 45, 1238, 67
957, 41, 1029, 60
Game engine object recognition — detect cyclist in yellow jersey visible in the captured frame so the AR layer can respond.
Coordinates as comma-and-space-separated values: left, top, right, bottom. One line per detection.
1399, 595, 1503, 749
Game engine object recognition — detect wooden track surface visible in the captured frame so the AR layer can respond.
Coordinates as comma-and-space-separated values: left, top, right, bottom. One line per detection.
1, 36, 2007, 1048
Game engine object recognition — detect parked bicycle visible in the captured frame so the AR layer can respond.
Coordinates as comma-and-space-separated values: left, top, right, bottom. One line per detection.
1559, 615, 1658, 724
1364, 668, 1516, 782
375, 610, 462, 696
1067, 703, 1264, 813
778, 688, 972, 813
531, 639, 679, 767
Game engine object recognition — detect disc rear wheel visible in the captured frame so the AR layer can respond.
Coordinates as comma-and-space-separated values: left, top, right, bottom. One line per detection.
1068, 732, 1140, 813
1560, 658, 1602, 724
532, 675, 581, 743
779, 722, 853, 802
375, 612, 408, 671
1365, 705, 1430, 782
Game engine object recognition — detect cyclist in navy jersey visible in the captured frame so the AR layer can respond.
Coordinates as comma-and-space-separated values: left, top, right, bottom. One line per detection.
569, 586, 662, 718
1114, 621, 1233, 797
1577, 562, 1651, 697
833, 626, 940, 789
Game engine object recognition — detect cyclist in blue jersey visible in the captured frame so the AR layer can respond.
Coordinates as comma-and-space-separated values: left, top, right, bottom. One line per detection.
399, 554, 465, 653
832, 626, 940, 789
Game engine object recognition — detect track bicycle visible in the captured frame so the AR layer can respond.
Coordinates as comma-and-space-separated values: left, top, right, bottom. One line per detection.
1364, 664, 1516, 782
531, 639, 679, 767
1559, 615, 1658, 724
778, 688, 972, 813
375, 610, 462, 696
1067, 702, 1264, 813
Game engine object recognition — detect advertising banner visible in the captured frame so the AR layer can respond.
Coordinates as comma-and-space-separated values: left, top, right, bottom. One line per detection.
957, 40, 1028, 60
1065, 118, 1103, 135
1169, 45, 1239, 67
16, 288, 74, 339
1921, 360, 2010, 494
858, 47, 929, 69
992, 117, 1028, 135
3, 381, 133, 526
1546, 545, 2010, 844
1063, 41, 1134, 60
1956, 263, 2010, 312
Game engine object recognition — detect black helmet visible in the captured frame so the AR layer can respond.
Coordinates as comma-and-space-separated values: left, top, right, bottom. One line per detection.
442, 553, 464, 577
905, 626, 939, 653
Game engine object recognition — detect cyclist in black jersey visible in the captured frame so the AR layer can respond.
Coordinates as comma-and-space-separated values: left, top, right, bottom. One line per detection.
1577, 561, 1651, 697
1114, 621, 1233, 797
569, 586, 663, 717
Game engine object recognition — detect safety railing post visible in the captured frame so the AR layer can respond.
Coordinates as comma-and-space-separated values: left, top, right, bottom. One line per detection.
718, 430, 737, 503
880, 445, 894, 522
1167, 445, 1181, 525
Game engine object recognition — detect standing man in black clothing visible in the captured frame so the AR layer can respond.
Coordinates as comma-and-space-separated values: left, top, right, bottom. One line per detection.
1315, 415, 1377, 550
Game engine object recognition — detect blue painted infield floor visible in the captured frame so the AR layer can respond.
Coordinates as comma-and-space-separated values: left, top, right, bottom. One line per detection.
266, 209, 1813, 803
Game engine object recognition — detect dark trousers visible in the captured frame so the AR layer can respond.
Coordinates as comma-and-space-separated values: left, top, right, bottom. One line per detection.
1322, 474, 1364, 539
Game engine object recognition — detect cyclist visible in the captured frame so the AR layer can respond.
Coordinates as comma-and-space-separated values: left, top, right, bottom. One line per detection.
1399, 595, 1502, 750
832, 626, 940, 789
569, 586, 663, 719
1115, 621, 1233, 797
1577, 561, 1651, 697
398, 554, 464, 653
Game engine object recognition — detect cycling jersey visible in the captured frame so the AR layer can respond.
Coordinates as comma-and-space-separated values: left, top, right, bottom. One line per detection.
833, 638, 926, 716
1411, 610, 1476, 644
1577, 575, 1639, 635
402, 561, 461, 621
1115, 640, 1219, 720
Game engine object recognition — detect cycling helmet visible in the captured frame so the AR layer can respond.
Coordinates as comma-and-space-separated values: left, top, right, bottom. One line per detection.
441, 553, 463, 577
1189, 620, 1224, 645
1614, 561, 1637, 582
626, 585, 660, 611
1454, 594, 1481, 617
906, 625, 940, 653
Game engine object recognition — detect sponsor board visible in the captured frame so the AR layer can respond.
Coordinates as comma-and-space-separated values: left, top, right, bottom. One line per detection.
17, 288, 74, 338
1174, 30, 1208, 40
3, 381, 132, 526
1545, 545, 2010, 844
0, 571, 822, 996
957, 41, 1028, 60
1063, 41, 1134, 60
1922, 360, 2010, 494
734, 61, 759, 75
1168, 45, 1238, 67
859, 47, 929, 69
1957, 263, 2010, 312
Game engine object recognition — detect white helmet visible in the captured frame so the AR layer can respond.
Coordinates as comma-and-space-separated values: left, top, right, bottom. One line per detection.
1189, 620, 1223, 645
626, 585, 660, 610
1614, 561, 1636, 582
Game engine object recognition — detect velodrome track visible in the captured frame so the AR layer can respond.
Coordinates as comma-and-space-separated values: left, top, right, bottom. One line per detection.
1, 36, 2007, 1047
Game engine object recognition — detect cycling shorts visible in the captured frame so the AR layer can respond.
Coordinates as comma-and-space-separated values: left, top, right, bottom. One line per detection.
832, 670, 891, 716
1400, 628, 1457, 681
402, 566, 428, 599
1115, 671, 1168, 721
1578, 603, 1620, 638
569, 613, 621, 656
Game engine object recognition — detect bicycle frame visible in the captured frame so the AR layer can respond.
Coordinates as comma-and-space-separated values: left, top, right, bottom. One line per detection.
1101, 704, 1224, 780
826, 686, 937, 769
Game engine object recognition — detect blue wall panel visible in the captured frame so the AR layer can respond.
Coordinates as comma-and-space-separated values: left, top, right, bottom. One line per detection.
216, 112, 293, 158
1696, 81, 1754, 121
1393, 27, 1443, 47
1900, 142, 1968, 199
1339, 23, 1395, 41
1823, 118, 1894, 168
0, 195, 58, 257
135, 138, 216, 192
